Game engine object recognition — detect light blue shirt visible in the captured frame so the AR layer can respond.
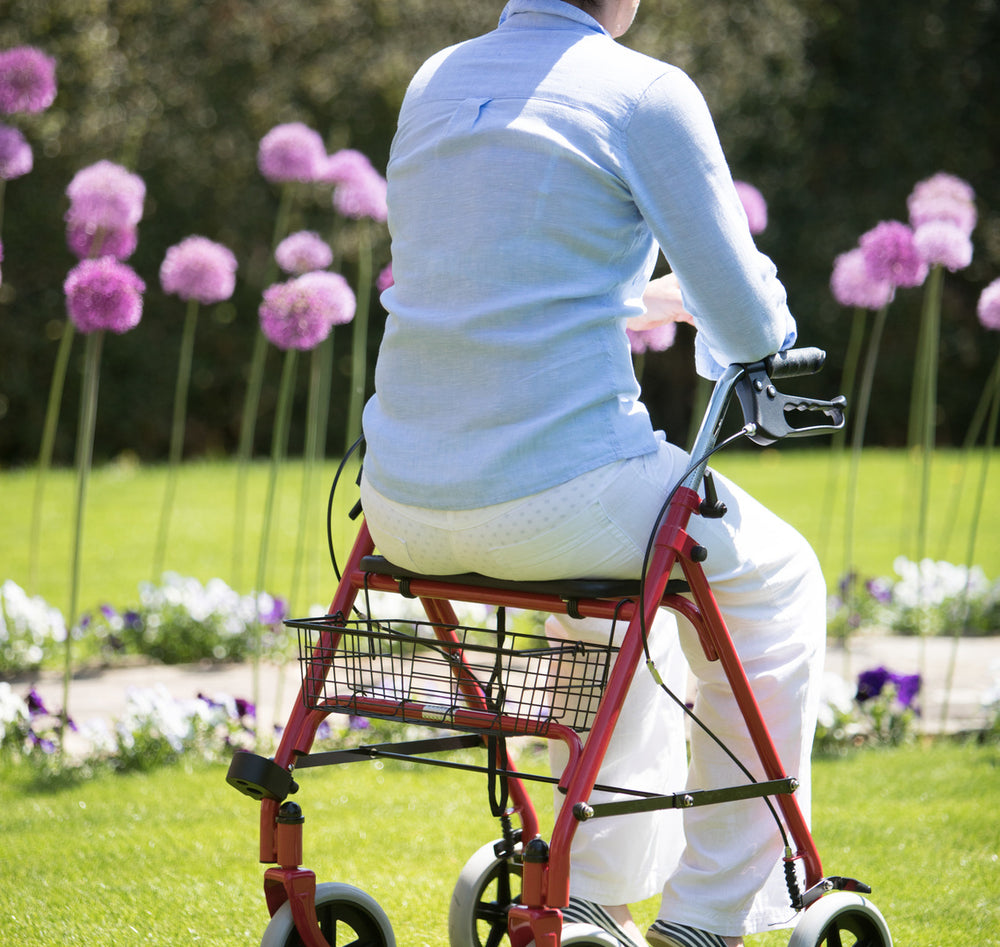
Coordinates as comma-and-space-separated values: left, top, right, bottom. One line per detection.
362, 0, 794, 509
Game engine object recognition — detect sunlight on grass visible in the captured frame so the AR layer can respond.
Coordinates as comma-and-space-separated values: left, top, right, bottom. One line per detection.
2, 742, 998, 946
2, 450, 998, 621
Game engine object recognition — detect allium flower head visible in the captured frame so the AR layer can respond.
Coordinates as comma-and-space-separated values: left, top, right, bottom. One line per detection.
913, 220, 973, 272
734, 180, 767, 235
275, 230, 333, 275
325, 149, 388, 222
0, 46, 57, 114
257, 122, 327, 184
627, 322, 677, 354
908, 172, 976, 237
377, 263, 394, 293
65, 160, 146, 232
859, 220, 928, 289
66, 220, 138, 261
159, 236, 238, 304
829, 247, 894, 309
977, 278, 1000, 332
259, 272, 355, 351
64, 257, 145, 334
0, 123, 32, 179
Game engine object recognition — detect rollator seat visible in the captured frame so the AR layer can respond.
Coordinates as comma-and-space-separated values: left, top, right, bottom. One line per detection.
359, 554, 689, 601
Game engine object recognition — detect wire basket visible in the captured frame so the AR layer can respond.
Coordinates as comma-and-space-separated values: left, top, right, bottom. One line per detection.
290, 616, 617, 738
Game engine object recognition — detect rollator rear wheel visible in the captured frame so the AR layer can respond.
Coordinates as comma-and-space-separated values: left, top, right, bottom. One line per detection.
524, 923, 622, 947
449, 838, 523, 947
787, 892, 892, 947
260, 881, 396, 947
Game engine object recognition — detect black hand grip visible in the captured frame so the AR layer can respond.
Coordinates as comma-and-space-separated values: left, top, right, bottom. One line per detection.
764, 347, 827, 379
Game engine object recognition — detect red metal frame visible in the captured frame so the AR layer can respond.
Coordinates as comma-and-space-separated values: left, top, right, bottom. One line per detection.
255, 486, 823, 947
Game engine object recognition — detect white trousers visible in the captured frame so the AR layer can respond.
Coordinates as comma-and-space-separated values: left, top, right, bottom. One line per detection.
360, 438, 826, 937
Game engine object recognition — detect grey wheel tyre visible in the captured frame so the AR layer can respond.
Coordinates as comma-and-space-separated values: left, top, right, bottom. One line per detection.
527, 923, 621, 947
260, 881, 396, 947
449, 839, 522, 947
788, 892, 892, 947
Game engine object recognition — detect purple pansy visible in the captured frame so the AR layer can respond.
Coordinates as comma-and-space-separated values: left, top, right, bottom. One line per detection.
893, 673, 921, 709
0, 123, 32, 179
257, 122, 327, 184
0, 46, 57, 114
64, 257, 145, 334
734, 180, 767, 235
829, 247, 894, 310
159, 236, 238, 304
275, 230, 333, 275
859, 221, 928, 289
977, 278, 1000, 332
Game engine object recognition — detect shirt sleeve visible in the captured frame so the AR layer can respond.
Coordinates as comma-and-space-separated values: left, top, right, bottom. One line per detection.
622, 67, 795, 377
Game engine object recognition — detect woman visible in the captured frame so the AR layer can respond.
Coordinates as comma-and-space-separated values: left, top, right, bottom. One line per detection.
361, 3, 826, 946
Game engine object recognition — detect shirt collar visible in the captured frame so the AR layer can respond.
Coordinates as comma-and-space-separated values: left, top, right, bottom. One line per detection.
498, 0, 609, 37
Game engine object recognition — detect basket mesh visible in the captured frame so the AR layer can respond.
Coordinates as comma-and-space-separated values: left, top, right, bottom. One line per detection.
291, 616, 616, 737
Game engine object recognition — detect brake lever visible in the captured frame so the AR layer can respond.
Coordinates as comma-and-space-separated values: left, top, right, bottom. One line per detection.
735, 362, 846, 447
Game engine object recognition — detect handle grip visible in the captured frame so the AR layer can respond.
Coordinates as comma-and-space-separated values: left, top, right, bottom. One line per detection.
736, 349, 845, 446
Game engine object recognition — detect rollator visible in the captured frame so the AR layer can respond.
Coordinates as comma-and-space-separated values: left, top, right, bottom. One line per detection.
227, 347, 893, 947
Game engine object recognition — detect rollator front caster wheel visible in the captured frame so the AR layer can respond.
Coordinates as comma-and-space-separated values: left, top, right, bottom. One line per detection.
449, 838, 523, 947
788, 891, 892, 947
260, 881, 396, 947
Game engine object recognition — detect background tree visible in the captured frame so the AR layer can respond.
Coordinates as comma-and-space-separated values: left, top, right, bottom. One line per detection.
1, 0, 997, 464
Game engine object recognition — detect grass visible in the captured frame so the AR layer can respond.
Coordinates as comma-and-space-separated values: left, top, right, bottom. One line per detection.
1, 740, 998, 946
2, 448, 998, 621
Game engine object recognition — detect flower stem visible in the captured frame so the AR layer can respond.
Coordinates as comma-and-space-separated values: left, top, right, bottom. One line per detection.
345, 221, 372, 450
939, 348, 1000, 730
914, 265, 943, 564
29, 318, 76, 594
233, 184, 295, 590
64, 330, 105, 740
842, 303, 889, 644
817, 306, 867, 563
153, 298, 199, 580
252, 347, 298, 723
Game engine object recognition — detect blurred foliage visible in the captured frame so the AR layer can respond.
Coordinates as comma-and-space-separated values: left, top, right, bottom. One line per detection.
1, 0, 998, 464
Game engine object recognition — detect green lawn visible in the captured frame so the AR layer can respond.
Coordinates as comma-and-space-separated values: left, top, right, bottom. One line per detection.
1, 740, 998, 946
2, 448, 998, 621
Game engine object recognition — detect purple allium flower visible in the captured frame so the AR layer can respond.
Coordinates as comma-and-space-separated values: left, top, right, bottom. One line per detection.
0, 46, 57, 114
829, 247, 894, 309
275, 230, 333, 275
627, 322, 677, 354
65, 160, 146, 232
66, 220, 138, 261
977, 278, 1000, 332
859, 221, 928, 289
734, 180, 767, 235
377, 263, 394, 293
0, 123, 32, 179
159, 235, 238, 304
64, 257, 145, 334
324, 149, 388, 222
257, 122, 327, 184
259, 272, 355, 351
908, 172, 976, 237
913, 220, 973, 272
892, 672, 921, 709
855, 666, 891, 702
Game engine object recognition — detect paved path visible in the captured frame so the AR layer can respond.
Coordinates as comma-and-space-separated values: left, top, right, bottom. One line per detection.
15, 634, 1000, 745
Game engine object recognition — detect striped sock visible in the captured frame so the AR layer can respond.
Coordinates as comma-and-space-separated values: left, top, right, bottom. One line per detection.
646, 920, 729, 947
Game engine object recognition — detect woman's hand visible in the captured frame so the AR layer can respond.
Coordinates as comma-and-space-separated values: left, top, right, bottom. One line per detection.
627, 272, 694, 330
